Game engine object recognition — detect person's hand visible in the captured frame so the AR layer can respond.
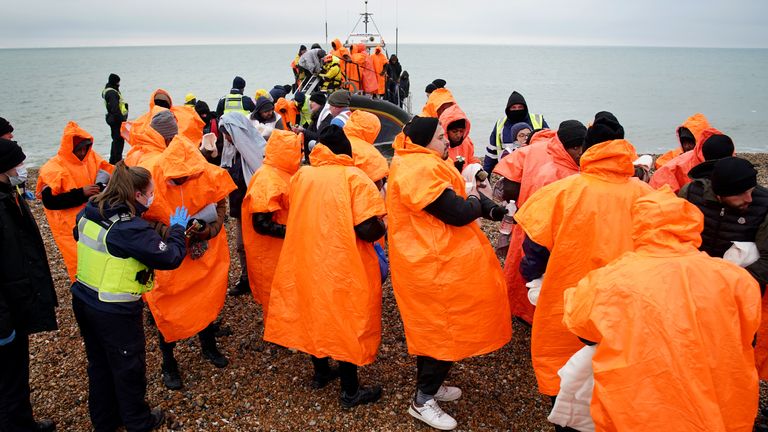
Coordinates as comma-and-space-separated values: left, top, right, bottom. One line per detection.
82, 184, 101, 197
170, 206, 190, 228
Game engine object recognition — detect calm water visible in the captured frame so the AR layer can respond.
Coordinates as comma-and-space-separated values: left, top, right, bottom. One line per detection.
1, 44, 767, 166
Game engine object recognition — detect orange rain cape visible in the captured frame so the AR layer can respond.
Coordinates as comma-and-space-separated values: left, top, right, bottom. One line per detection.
274, 97, 299, 128
563, 188, 760, 432
493, 129, 556, 323
514, 139, 652, 395
654, 113, 711, 169
649, 113, 714, 192
143, 137, 236, 342
386, 133, 511, 361
439, 104, 480, 165
371, 46, 387, 95
264, 144, 387, 366
241, 130, 302, 318
420, 88, 456, 118
36, 121, 113, 281
654, 147, 682, 170
123, 106, 168, 168
344, 110, 389, 182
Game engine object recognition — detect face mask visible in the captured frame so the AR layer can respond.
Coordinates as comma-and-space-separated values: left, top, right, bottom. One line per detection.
145, 195, 154, 207
8, 165, 27, 186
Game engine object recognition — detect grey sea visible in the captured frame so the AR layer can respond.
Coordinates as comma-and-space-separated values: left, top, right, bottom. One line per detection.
1, 43, 767, 166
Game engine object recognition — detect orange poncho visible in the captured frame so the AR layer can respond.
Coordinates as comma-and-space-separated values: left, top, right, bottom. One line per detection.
649, 113, 713, 192
653, 147, 682, 170
386, 133, 511, 361
563, 188, 760, 432
36, 121, 113, 281
123, 106, 167, 168
264, 144, 387, 366
514, 139, 652, 395
344, 110, 389, 182
143, 138, 236, 342
274, 97, 299, 128
371, 46, 388, 95
241, 130, 302, 318
420, 88, 456, 118
439, 104, 480, 165
493, 130, 556, 323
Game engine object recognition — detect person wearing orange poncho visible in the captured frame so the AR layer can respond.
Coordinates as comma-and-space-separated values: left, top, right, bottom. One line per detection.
36, 121, 113, 281
264, 125, 387, 409
241, 130, 302, 318
562, 188, 761, 432
649, 113, 713, 192
514, 112, 652, 403
653, 114, 706, 169
142, 137, 236, 390
344, 110, 389, 186
439, 104, 480, 167
371, 46, 388, 97
350, 44, 377, 95
274, 97, 299, 128
124, 89, 204, 165
420, 82, 456, 118
124, 109, 176, 168
492, 129, 557, 323
386, 116, 510, 430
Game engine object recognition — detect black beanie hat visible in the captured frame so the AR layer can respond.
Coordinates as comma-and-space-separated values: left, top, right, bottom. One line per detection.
403, 116, 440, 146
711, 157, 757, 197
299, 44, 307, 52
557, 120, 587, 149
425, 83, 437, 94
294, 91, 306, 105
108, 73, 120, 85
0, 117, 13, 137
432, 79, 447, 89
701, 134, 734, 161
232, 76, 246, 90
311, 43, 322, 49
310, 92, 327, 106
318, 125, 352, 157
0, 139, 26, 173
583, 111, 624, 150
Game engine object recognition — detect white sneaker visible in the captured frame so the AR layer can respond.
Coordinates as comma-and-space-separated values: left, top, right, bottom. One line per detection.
433, 385, 462, 402
408, 399, 458, 430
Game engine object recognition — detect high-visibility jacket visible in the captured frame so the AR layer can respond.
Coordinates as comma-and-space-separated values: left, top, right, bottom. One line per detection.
223, 93, 251, 116
102, 87, 128, 116
514, 139, 652, 395
494, 114, 543, 154
563, 188, 760, 432
76, 214, 153, 303
36, 121, 113, 281
386, 133, 511, 361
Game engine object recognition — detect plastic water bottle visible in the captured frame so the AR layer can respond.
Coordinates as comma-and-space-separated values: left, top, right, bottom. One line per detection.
498, 201, 518, 235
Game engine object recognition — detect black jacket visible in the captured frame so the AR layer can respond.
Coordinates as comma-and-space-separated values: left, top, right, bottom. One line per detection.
680, 177, 768, 290
0, 182, 58, 338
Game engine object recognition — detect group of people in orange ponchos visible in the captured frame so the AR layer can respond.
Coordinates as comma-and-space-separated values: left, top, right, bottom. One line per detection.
4, 62, 767, 432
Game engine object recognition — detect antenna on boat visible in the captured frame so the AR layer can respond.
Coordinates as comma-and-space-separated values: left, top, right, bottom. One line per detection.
324, 0, 328, 44
395, 0, 399, 56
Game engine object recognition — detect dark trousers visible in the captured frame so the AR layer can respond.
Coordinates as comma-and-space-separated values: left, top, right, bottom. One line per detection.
107, 120, 125, 164
416, 356, 453, 396
158, 322, 217, 366
550, 396, 580, 432
72, 295, 154, 432
310, 356, 359, 395
385, 81, 400, 106
0, 332, 37, 431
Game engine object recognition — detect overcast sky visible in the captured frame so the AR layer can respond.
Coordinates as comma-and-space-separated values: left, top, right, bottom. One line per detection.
2, 0, 767, 49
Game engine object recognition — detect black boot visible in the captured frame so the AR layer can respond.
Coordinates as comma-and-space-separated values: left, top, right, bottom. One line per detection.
199, 324, 228, 368
159, 332, 183, 390
310, 356, 339, 389
339, 385, 383, 409
228, 276, 250, 296
35, 419, 56, 431
148, 408, 165, 430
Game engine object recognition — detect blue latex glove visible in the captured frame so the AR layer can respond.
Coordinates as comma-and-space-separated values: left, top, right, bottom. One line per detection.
170, 206, 190, 228
373, 243, 389, 284
0, 330, 16, 346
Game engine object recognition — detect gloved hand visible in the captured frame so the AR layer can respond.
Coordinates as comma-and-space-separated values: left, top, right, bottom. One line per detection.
526, 278, 543, 305
0, 329, 16, 347
170, 206, 190, 228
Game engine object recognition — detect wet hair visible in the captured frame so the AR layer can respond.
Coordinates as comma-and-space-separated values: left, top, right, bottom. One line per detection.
91, 161, 151, 217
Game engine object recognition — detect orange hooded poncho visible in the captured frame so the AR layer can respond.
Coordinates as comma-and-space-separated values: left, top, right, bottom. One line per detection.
563, 188, 760, 432
439, 104, 480, 165
36, 121, 113, 281
344, 110, 389, 183
371, 46, 387, 95
241, 130, 303, 318
143, 138, 236, 342
654, 113, 712, 169
649, 113, 713, 192
514, 139, 652, 395
386, 133, 512, 361
264, 144, 387, 366
420, 88, 456, 118
274, 97, 299, 128
493, 129, 556, 323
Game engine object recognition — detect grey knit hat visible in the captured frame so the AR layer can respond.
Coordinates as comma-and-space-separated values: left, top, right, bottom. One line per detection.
150, 110, 178, 141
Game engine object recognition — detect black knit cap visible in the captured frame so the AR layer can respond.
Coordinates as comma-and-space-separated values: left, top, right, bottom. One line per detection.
711, 156, 757, 197
0, 138, 26, 173
108, 73, 120, 85
557, 120, 587, 149
232, 76, 246, 90
432, 79, 447, 89
0, 117, 13, 137
309, 92, 327, 106
583, 111, 624, 150
425, 83, 437, 94
701, 134, 734, 161
403, 116, 440, 146
318, 125, 352, 157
